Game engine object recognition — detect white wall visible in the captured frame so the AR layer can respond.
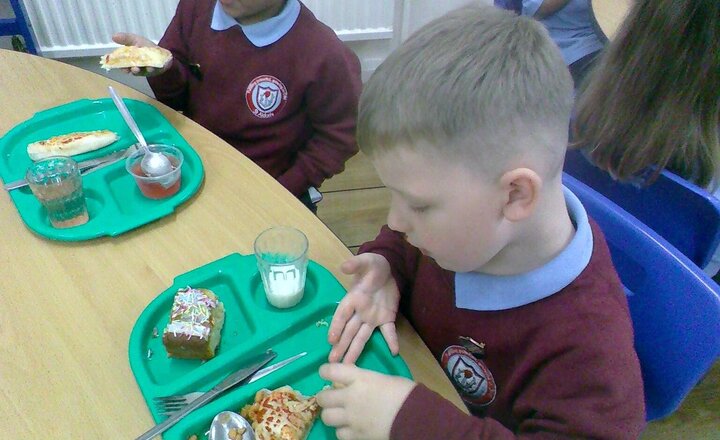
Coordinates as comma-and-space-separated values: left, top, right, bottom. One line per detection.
399, 0, 488, 40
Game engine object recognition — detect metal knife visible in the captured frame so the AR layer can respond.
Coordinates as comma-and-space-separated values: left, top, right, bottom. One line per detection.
161, 352, 308, 414
3, 146, 133, 191
80, 144, 138, 177
247, 351, 307, 384
134, 349, 277, 440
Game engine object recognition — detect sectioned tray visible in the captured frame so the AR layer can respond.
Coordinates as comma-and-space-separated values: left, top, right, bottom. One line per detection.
129, 253, 412, 440
0, 98, 204, 241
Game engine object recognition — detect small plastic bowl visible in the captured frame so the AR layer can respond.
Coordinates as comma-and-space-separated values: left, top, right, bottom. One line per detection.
125, 144, 184, 199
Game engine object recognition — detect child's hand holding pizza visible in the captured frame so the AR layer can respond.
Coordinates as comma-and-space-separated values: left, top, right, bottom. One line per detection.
107, 33, 173, 77
317, 363, 415, 440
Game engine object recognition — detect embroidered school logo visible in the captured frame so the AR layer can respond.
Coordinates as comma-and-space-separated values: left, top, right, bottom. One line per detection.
246, 75, 287, 119
441, 345, 496, 407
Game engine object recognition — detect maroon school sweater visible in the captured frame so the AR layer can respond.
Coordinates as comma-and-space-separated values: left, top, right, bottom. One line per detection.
148, 0, 361, 195
360, 222, 646, 439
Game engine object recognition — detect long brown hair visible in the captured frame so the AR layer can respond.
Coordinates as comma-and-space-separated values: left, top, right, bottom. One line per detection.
572, 0, 720, 188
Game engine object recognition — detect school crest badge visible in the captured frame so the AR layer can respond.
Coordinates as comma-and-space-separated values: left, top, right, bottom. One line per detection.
246, 75, 287, 119
441, 345, 496, 407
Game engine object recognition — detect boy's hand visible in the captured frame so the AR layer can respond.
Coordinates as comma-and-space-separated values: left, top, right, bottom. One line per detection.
111, 32, 170, 76
328, 253, 400, 363
317, 363, 416, 440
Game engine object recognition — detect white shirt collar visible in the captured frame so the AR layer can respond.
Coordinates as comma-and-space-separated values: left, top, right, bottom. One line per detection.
454, 186, 594, 311
210, 0, 301, 47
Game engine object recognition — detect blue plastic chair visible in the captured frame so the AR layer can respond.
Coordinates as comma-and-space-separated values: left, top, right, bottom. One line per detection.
563, 172, 720, 420
564, 148, 720, 270
0, 0, 37, 54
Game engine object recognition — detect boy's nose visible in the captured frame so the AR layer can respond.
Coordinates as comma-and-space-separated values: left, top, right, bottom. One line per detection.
387, 204, 409, 233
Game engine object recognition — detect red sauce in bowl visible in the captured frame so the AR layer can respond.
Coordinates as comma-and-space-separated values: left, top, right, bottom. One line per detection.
131, 161, 181, 199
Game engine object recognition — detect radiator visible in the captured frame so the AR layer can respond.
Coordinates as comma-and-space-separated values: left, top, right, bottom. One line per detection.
22, 0, 396, 58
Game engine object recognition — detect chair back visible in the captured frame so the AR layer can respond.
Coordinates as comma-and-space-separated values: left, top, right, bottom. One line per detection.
564, 149, 720, 270
563, 173, 720, 421
0, 0, 38, 54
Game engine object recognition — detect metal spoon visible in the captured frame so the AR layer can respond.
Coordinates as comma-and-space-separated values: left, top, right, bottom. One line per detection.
107, 86, 173, 177
208, 411, 255, 440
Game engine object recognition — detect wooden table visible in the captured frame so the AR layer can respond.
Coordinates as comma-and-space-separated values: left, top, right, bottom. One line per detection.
0, 49, 464, 438
590, 0, 632, 40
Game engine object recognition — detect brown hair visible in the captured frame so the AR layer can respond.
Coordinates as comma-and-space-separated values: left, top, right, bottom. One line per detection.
357, 4, 573, 179
572, 0, 720, 188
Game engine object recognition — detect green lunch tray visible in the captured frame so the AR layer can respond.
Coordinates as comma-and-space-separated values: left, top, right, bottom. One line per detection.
129, 253, 412, 440
0, 98, 204, 241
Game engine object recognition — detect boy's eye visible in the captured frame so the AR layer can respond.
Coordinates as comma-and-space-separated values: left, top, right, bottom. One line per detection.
410, 205, 429, 213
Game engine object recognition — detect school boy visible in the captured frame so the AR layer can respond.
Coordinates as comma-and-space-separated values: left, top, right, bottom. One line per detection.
114, 0, 361, 209
316, 5, 646, 439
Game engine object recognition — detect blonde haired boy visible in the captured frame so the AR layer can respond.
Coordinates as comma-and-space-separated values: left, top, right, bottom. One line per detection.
316, 5, 645, 439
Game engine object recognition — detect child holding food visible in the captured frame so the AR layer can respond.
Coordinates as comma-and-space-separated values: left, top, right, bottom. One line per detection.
316, 5, 645, 439
111, 0, 361, 211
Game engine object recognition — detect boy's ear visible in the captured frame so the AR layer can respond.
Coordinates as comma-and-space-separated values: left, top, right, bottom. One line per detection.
499, 168, 542, 222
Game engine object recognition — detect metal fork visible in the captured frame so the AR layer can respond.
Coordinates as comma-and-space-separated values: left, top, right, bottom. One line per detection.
153, 352, 307, 415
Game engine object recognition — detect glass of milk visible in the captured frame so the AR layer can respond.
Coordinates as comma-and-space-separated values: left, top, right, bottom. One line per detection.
254, 226, 309, 308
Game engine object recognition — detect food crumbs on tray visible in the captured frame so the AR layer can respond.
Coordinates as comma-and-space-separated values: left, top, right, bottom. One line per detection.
147, 349, 153, 360
152, 326, 159, 338
315, 319, 329, 327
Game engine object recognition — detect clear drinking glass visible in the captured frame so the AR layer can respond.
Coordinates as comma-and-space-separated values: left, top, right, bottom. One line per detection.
26, 156, 89, 228
254, 226, 309, 309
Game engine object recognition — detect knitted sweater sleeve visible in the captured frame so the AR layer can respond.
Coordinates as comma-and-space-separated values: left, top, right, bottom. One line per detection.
147, 0, 194, 111
277, 43, 361, 195
357, 226, 422, 297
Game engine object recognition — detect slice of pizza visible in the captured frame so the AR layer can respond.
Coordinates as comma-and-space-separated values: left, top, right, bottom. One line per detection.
100, 46, 173, 70
240, 386, 320, 440
27, 130, 120, 161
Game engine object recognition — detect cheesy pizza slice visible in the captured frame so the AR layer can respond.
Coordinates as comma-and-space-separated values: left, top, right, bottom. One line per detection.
100, 45, 172, 70
240, 386, 320, 440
